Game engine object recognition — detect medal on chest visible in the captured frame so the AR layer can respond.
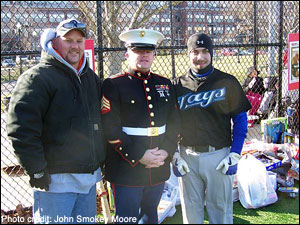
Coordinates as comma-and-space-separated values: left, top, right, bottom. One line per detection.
155, 85, 170, 97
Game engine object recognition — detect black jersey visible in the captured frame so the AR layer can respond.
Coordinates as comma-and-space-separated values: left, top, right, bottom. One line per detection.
172, 68, 251, 148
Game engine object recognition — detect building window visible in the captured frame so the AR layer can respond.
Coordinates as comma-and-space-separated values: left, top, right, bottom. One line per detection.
200, 15, 205, 22
225, 15, 234, 23
67, 13, 79, 20
50, 13, 65, 23
214, 15, 223, 23
1, 1, 11, 6
1, 12, 11, 23
1, 28, 10, 36
199, 2, 206, 8
187, 12, 193, 22
151, 15, 159, 23
161, 14, 170, 23
15, 13, 29, 24
32, 13, 47, 23
207, 15, 212, 23
216, 26, 223, 34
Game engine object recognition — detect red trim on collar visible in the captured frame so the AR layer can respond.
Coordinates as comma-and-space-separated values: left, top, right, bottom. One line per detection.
126, 68, 152, 80
126, 72, 152, 80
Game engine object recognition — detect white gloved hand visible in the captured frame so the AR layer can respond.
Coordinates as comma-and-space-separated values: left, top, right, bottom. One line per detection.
216, 152, 241, 175
172, 151, 190, 177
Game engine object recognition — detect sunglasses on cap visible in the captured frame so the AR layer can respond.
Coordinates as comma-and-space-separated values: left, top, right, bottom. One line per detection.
62, 20, 86, 29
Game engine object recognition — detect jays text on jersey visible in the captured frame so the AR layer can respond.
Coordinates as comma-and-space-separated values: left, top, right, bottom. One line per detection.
172, 68, 251, 148
101, 68, 179, 186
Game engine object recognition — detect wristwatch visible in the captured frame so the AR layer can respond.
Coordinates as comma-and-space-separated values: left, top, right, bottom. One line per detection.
33, 171, 44, 179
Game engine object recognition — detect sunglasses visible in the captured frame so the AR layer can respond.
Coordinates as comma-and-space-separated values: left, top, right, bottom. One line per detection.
62, 20, 86, 29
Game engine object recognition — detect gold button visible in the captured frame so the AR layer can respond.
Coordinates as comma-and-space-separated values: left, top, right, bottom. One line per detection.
137, 72, 141, 77
146, 87, 150, 92
147, 96, 152, 101
132, 160, 135, 163
119, 147, 122, 151
125, 153, 128, 157
150, 112, 154, 117
149, 104, 153, 109
144, 80, 148, 84
131, 100, 135, 104
165, 98, 168, 102
151, 121, 155, 126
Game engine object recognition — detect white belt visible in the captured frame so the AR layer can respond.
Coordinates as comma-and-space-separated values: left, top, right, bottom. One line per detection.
122, 125, 166, 137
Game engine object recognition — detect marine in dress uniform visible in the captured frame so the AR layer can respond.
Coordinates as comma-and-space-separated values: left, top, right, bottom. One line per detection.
101, 29, 179, 224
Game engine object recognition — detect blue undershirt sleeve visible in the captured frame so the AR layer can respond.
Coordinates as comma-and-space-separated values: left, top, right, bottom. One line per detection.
231, 111, 248, 155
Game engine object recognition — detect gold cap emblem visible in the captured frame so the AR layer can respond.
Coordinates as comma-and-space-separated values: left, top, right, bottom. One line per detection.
140, 31, 145, 37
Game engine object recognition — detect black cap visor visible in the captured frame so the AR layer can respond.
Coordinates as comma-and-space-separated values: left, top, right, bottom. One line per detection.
126, 43, 156, 50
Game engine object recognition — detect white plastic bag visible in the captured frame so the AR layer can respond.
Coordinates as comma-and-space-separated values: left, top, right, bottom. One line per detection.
237, 154, 278, 209
157, 164, 180, 223
165, 163, 181, 205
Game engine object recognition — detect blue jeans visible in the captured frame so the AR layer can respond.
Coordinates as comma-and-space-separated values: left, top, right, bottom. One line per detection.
113, 183, 165, 224
33, 184, 97, 224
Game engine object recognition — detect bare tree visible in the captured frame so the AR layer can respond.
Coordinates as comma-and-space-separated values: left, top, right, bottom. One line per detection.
76, 1, 183, 76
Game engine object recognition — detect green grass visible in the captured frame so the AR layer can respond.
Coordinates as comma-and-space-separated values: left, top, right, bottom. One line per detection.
1, 65, 31, 82
163, 181, 299, 224
99, 53, 275, 82
96, 181, 298, 224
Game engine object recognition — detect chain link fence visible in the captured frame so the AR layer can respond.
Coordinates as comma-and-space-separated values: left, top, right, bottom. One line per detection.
1, 0, 299, 216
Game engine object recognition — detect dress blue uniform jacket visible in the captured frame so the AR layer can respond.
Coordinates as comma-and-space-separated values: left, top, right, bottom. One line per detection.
101, 68, 179, 186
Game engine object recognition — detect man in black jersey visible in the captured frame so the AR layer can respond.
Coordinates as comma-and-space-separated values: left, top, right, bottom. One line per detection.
172, 33, 251, 224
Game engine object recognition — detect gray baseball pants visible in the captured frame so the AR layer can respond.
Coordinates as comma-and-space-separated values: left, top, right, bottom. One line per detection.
178, 145, 234, 224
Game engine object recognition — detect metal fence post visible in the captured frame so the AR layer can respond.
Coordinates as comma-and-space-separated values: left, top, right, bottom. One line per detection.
253, 1, 257, 68
278, 1, 284, 116
8, 68, 11, 81
97, 1, 104, 81
169, 1, 176, 79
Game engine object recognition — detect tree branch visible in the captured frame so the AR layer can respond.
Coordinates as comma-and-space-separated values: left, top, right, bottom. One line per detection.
133, 1, 184, 29
128, 1, 147, 29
